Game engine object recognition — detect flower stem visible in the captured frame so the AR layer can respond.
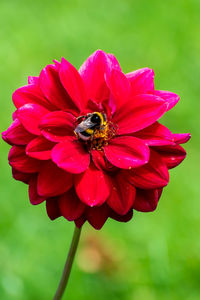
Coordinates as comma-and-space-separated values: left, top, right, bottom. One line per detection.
53, 226, 82, 300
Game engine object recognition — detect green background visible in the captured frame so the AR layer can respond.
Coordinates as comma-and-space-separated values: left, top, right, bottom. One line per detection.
0, 0, 199, 299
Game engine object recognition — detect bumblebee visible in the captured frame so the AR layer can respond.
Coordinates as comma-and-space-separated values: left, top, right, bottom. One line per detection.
75, 112, 107, 141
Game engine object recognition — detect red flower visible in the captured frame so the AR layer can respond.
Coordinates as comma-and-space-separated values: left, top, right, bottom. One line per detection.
2, 50, 190, 229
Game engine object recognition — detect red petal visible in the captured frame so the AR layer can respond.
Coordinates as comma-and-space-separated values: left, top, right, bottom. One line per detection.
29, 176, 46, 205
104, 136, 149, 169
106, 69, 130, 104
12, 84, 54, 110
2, 119, 35, 146
126, 68, 155, 96
86, 204, 109, 230
91, 150, 117, 172
126, 150, 169, 189
107, 173, 136, 215
75, 163, 110, 206
154, 90, 179, 111
173, 133, 191, 144
26, 136, 55, 160
37, 161, 73, 197
52, 137, 90, 174
155, 144, 186, 169
133, 188, 161, 212
133, 122, 174, 146
52, 59, 61, 70
79, 50, 121, 102
12, 111, 17, 120
17, 103, 49, 135
113, 94, 168, 135
59, 58, 87, 111
106, 52, 121, 71
46, 198, 61, 220
40, 111, 75, 142
12, 168, 32, 184
101, 97, 115, 119
59, 188, 85, 221
91, 149, 106, 170
39, 64, 78, 112
28, 76, 39, 85
75, 215, 86, 228
83, 99, 102, 115
110, 209, 133, 223
9, 146, 41, 173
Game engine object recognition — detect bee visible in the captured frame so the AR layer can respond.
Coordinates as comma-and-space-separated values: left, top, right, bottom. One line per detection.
75, 112, 107, 141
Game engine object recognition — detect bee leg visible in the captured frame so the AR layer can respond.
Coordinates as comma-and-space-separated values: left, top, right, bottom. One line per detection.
90, 132, 95, 141
76, 115, 85, 121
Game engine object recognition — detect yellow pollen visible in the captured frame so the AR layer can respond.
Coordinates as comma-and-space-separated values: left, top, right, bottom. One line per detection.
90, 121, 117, 151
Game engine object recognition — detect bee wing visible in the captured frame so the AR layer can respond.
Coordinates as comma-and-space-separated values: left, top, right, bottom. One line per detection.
75, 118, 95, 133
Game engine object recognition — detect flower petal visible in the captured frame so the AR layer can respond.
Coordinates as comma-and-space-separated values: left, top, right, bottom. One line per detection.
28, 76, 39, 85
79, 50, 121, 102
37, 161, 73, 197
173, 133, 191, 144
133, 188, 162, 212
75, 163, 111, 206
86, 204, 109, 230
154, 90, 179, 111
107, 172, 136, 215
2, 119, 35, 146
29, 176, 46, 205
59, 58, 87, 111
46, 198, 61, 220
12, 168, 32, 184
9, 146, 41, 173
26, 136, 55, 160
17, 103, 49, 135
12, 84, 54, 110
113, 94, 168, 135
106, 52, 121, 71
133, 122, 174, 146
52, 137, 90, 174
39, 63, 78, 112
106, 69, 130, 104
110, 209, 133, 223
126, 150, 169, 189
155, 144, 187, 169
59, 188, 85, 221
82, 99, 102, 115
104, 136, 149, 169
12, 111, 17, 120
40, 111, 75, 142
75, 216, 86, 228
91, 150, 117, 172
126, 68, 155, 96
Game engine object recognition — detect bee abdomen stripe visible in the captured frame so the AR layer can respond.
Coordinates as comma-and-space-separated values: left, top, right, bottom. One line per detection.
85, 128, 94, 134
80, 131, 91, 137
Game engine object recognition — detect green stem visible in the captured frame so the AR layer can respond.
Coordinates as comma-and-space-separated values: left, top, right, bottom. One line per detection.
53, 226, 82, 300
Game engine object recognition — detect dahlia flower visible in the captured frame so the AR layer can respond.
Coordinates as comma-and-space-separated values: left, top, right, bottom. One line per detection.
2, 50, 190, 230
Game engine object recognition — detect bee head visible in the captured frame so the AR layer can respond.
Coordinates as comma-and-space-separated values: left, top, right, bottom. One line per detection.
90, 113, 101, 125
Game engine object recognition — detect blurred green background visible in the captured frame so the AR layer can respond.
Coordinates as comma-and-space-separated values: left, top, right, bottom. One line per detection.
0, 0, 199, 299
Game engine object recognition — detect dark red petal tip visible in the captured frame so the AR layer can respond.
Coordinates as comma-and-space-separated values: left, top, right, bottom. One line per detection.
59, 188, 85, 221
46, 198, 61, 220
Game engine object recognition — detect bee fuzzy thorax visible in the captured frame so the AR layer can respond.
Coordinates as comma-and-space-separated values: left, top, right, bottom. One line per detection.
74, 112, 117, 150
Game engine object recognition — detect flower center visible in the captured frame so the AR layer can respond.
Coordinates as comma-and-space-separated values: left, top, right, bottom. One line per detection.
74, 112, 117, 150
